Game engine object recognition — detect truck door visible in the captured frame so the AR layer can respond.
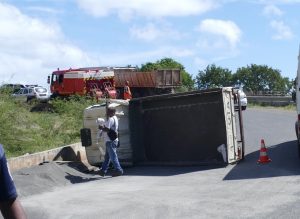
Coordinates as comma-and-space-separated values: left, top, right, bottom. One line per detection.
50, 73, 64, 96
51, 74, 58, 94
222, 88, 242, 164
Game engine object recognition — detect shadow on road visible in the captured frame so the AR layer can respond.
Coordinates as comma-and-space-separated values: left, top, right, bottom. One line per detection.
63, 162, 101, 184
65, 172, 100, 184
224, 140, 300, 180
123, 164, 226, 177
52, 147, 79, 162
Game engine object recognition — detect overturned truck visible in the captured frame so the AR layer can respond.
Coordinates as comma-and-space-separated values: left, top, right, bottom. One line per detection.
81, 87, 245, 166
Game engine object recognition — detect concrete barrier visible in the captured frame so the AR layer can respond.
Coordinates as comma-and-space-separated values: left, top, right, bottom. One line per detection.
247, 96, 294, 106
8, 142, 87, 171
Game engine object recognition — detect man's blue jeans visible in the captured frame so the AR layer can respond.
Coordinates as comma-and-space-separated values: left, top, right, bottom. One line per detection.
101, 140, 123, 173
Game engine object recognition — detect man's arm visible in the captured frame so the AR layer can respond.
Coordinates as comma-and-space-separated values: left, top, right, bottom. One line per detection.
0, 145, 27, 219
99, 125, 110, 132
99, 117, 114, 132
0, 198, 27, 219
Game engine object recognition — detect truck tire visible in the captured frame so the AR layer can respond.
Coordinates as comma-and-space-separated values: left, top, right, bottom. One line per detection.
50, 92, 59, 99
80, 128, 92, 147
27, 96, 35, 104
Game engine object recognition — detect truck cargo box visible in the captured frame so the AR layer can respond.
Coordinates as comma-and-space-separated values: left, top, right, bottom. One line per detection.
129, 87, 243, 165
114, 69, 181, 88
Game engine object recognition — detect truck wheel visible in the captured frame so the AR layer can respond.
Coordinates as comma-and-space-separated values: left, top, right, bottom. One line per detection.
27, 96, 33, 103
50, 92, 58, 99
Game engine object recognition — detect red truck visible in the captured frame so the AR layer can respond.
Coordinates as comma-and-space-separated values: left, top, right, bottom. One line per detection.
48, 67, 118, 99
48, 67, 182, 99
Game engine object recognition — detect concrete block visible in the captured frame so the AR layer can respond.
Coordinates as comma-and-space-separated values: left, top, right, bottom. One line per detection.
7, 143, 87, 171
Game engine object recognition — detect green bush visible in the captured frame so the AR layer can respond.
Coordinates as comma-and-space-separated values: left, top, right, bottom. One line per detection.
0, 94, 101, 158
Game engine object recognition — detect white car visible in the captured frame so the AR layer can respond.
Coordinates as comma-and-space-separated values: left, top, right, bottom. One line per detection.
12, 86, 50, 103
233, 87, 247, 110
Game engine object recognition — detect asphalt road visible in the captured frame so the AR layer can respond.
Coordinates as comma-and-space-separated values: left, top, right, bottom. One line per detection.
242, 107, 296, 154
6, 107, 300, 219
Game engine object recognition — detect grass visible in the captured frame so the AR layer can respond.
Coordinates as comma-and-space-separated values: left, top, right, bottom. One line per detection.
0, 93, 100, 158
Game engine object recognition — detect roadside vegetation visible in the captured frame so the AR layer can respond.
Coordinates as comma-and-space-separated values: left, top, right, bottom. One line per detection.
248, 102, 296, 111
196, 64, 294, 95
1, 58, 295, 158
140, 58, 295, 95
0, 92, 97, 158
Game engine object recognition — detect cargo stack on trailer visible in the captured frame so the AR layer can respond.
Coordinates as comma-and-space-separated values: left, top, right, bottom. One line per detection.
114, 69, 182, 98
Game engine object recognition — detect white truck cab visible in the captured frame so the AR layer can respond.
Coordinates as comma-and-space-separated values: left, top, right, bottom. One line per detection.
295, 46, 300, 157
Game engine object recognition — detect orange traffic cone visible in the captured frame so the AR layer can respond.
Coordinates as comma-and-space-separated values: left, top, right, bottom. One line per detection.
257, 139, 271, 164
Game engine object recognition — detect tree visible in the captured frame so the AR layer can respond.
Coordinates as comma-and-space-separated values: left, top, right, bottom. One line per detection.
196, 64, 233, 90
232, 64, 289, 94
140, 58, 195, 91
140, 58, 183, 71
181, 71, 194, 91
140, 62, 159, 72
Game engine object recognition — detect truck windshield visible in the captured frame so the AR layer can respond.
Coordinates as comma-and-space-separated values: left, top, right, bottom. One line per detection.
51, 74, 63, 83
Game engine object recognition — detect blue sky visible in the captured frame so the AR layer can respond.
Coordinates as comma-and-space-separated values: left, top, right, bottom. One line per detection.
1, 0, 300, 88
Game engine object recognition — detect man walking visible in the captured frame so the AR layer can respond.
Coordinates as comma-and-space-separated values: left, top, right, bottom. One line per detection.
98, 106, 123, 177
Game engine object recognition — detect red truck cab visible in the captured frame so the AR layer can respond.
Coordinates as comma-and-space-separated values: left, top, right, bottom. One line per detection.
48, 67, 117, 99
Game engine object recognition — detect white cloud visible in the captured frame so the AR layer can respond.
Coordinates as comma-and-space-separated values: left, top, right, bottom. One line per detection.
258, 0, 300, 4
261, 3, 294, 41
194, 57, 208, 70
270, 20, 294, 40
97, 46, 194, 66
196, 19, 242, 48
76, 0, 219, 20
263, 5, 283, 16
168, 48, 195, 57
26, 6, 62, 14
194, 19, 242, 65
130, 23, 164, 41
0, 3, 96, 86
130, 23, 183, 42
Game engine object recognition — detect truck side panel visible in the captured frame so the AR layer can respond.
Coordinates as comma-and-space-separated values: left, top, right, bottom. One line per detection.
115, 69, 181, 88
129, 88, 240, 165
156, 69, 181, 87
115, 71, 156, 88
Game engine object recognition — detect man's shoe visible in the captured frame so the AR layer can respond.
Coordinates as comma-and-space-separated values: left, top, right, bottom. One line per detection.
99, 169, 106, 177
112, 170, 123, 177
